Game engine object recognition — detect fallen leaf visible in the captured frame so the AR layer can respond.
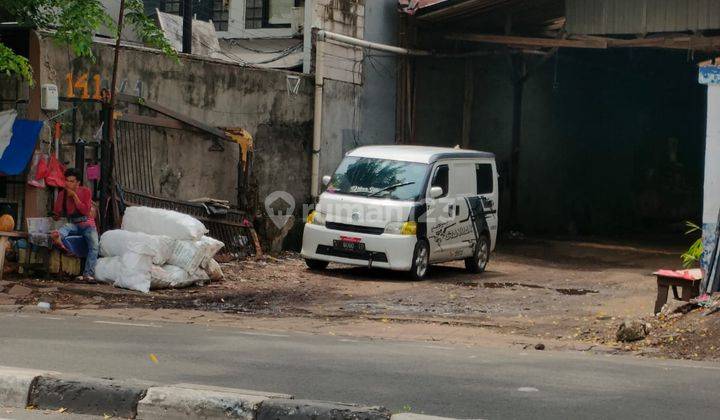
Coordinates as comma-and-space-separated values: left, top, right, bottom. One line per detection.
57, 407, 67, 413
149, 353, 159, 364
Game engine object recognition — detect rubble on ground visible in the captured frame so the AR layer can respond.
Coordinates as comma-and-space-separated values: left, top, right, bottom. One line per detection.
616, 319, 651, 342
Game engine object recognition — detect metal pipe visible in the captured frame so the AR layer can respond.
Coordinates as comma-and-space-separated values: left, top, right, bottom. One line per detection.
311, 39, 325, 199
317, 30, 432, 56
182, 0, 192, 54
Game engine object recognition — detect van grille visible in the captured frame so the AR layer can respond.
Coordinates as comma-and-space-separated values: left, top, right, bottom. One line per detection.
326, 222, 385, 235
317, 245, 389, 262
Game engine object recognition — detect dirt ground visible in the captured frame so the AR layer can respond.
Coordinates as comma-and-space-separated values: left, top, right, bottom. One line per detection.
1, 238, 717, 361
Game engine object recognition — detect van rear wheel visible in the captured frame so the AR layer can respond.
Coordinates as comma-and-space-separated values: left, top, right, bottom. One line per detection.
465, 235, 490, 274
305, 258, 329, 271
409, 240, 430, 281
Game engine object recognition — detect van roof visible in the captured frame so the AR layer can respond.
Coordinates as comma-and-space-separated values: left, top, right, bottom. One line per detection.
346, 145, 495, 164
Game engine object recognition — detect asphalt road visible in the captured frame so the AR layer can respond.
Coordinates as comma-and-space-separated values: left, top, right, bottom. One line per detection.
0, 408, 96, 420
1, 312, 719, 419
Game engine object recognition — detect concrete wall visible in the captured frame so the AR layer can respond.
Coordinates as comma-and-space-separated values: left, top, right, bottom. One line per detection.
318, 0, 398, 179
358, 0, 398, 146
39, 36, 314, 219
413, 49, 705, 236
701, 81, 720, 271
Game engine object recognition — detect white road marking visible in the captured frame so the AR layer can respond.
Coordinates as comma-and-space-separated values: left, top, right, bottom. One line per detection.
338, 339, 360, 343
93, 321, 159, 328
653, 362, 720, 371
517, 387, 539, 392
422, 345, 455, 350
235, 331, 289, 338
41, 317, 63, 320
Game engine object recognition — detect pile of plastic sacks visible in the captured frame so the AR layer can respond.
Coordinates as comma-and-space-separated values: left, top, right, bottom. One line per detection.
95, 207, 225, 293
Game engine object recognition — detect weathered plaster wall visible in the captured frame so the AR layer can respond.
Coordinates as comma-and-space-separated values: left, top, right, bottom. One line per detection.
701, 82, 720, 271
358, 0, 398, 146
40, 37, 314, 216
318, 0, 398, 179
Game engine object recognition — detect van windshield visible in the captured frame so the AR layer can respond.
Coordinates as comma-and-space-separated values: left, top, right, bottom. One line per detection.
327, 157, 429, 201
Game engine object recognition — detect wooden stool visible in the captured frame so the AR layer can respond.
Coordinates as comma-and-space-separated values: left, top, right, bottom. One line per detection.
654, 271, 701, 314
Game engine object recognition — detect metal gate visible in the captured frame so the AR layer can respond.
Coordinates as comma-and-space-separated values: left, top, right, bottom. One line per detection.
110, 94, 259, 257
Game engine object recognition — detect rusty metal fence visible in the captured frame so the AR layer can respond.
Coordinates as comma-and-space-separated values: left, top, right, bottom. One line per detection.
110, 95, 259, 257
114, 120, 156, 195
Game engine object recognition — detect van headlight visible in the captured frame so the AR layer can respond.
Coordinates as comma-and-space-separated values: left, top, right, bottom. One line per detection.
306, 211, 326, 226
385, 221, 417, 235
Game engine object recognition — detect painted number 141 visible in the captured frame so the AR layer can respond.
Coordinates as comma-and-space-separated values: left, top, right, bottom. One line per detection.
65, 73, 103, 100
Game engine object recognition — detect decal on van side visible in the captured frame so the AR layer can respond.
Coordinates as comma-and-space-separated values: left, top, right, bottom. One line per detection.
430, 220, 472, 247
427, 197, 492, 249
465, 196, 491, 247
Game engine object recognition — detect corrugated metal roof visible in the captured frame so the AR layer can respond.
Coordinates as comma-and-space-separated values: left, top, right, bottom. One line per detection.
566, 0, 720, 35
398, 0, 450, 15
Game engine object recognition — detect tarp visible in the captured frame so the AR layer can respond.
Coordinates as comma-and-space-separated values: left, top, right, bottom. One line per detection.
0, 109, 16, 156
0, 119, 43, 175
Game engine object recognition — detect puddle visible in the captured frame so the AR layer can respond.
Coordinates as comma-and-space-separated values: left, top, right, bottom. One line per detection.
480, 282, 544, 290
472, 281, 598, 296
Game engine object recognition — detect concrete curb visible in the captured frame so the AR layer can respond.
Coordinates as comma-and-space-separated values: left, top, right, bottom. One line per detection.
28, 374, 152, 418
0, 366, 56, 408
0, 367, 469, 419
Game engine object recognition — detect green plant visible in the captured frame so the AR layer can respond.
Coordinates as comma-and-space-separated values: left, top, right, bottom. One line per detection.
681, 221, 703, 268
0, 42, 32, 85
0, 0, 176, 84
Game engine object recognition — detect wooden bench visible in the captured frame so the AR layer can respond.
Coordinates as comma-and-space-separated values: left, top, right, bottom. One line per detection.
654, 269, 702, 315
0, 231, 28, 280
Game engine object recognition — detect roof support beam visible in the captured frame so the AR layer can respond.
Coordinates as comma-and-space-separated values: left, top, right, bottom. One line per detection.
447, 33, 608, 49
447, 33, 720, 51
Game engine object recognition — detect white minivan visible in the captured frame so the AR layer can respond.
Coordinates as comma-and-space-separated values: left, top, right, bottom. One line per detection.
301, 146, 498, 280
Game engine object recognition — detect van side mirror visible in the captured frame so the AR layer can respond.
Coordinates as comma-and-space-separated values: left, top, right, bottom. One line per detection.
429, 186, 443, 199
322, 175, 331, 186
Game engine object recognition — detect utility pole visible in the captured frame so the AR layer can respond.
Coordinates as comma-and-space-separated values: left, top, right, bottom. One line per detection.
101, 0, 126, 230
183, 0, 193, 54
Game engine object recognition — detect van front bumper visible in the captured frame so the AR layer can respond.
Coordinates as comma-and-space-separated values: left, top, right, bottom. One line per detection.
301, 223, 417, 271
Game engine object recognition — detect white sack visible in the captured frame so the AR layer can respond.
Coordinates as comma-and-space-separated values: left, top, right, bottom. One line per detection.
94, 256, 121, 284
121, 206, 208, 241
94, 253, 152, 293
113, 253, 153, 293
200, 236, 224, 256
99, 230, 175, 265
169, 236, 225, 274
150, 264, 196, 289
204, 258, 224, 281
191, 268, 210, 282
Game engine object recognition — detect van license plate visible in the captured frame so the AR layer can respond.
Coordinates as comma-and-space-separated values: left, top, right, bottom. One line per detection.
333, 239, 365, 252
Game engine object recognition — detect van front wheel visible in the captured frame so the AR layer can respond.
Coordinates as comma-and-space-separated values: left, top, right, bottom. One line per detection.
409, 240, 430, 281
305, 259, 329, 271
465, 235, 490, 274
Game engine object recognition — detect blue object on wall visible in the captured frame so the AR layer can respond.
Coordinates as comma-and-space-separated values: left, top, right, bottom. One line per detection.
0, 119, 43, 175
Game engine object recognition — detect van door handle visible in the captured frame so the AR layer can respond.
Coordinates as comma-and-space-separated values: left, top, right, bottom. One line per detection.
455, 205, 460, 216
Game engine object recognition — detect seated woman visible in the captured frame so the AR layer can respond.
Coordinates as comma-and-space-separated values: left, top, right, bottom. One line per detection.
51, 168, 98, 282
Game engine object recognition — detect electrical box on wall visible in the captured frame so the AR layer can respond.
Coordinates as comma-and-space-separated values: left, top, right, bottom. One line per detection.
41, 84, 59, 111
